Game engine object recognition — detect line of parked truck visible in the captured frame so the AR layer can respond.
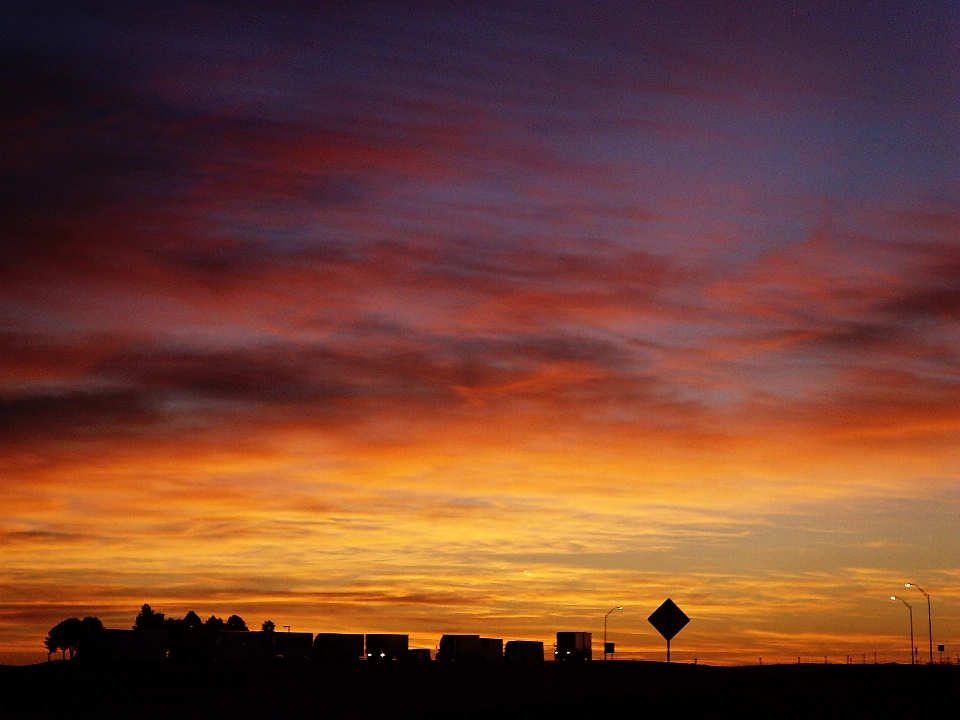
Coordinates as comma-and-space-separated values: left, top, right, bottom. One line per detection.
88, 629, 595, 663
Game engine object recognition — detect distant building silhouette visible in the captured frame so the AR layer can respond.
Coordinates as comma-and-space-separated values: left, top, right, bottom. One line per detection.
103, 629, 167, 660
555, 632, 592, 661
73, 624, 167, 662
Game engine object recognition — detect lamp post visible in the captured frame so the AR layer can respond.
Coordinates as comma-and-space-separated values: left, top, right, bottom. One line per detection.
891, 596, 914, 665
604, 606, 622, 660
905, 584, 933, 665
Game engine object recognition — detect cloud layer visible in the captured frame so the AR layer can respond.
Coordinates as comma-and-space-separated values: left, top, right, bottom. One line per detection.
1, 1, 958, 663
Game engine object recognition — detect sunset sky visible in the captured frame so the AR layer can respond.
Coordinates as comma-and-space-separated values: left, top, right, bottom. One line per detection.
2, 1, 958, 665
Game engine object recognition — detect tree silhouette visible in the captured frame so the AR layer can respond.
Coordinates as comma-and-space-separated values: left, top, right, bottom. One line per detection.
204, 615, 225, 631
164, 617, 188, 660
133, 603, 166, 631
45, 618, 85, 660
43, 635, 58, 661
164, 611, 204, 661
75, 617, 107, 661
261, 620, 275, 632
226, 615, 248, 631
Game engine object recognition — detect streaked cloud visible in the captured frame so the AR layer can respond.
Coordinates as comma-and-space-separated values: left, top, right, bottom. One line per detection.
1, 1, 958, 664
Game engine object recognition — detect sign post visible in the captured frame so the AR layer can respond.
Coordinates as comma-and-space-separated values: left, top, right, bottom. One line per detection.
648, 598, 689, 663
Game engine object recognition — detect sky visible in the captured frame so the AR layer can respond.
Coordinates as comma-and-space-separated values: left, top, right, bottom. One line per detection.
1, 1, 958, 665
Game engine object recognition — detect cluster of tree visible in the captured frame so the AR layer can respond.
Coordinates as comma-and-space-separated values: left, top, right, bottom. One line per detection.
135, 603, 264, 661
133, 603, 249, 632
45, 604, 278, 661
44, 617, 103, 660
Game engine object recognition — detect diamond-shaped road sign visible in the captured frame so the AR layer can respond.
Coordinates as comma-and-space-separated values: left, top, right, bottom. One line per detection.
648, 598, 689, 642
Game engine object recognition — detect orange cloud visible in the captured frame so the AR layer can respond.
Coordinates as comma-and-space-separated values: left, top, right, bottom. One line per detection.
2, 0, 958, 667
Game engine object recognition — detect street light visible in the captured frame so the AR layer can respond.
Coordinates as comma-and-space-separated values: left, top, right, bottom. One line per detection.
604, 606, 623, 660
905, 583, 933, 665
891, 596, 914, 665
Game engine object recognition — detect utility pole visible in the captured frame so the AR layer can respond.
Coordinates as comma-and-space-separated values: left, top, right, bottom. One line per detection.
892, 597, 914, 664
603, 606, 622, 660
905, 584, 933, 665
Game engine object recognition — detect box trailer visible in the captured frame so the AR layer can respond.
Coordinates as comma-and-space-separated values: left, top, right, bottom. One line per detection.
505, 640, 544, 661
437, 635, 502, 661
479, 637, 502, 661
217, 631, 273, 660
274, 632, 313, 659
313, 633, 365, 662
555, 632, 592, 661
365, 634, 408, 661
437, 634, 482, 661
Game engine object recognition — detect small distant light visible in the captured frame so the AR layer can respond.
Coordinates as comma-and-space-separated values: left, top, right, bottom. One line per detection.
905, 583, 911, 587
380, 652, 385, 657
891, 596, 896, 600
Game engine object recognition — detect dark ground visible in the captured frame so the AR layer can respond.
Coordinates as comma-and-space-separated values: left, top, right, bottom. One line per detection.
2, 660, 956, 719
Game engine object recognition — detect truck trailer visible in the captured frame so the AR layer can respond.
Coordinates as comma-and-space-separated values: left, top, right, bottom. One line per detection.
555, 632, 592, 661
365, 634, 408, 661
273, 632, 313, 659
437, 634, 481, 661
217, 631, 274, 660
505, 640, 544, 661
437, 635, 503, 661
479, 637, 502, 661
313, 633, 365, 662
